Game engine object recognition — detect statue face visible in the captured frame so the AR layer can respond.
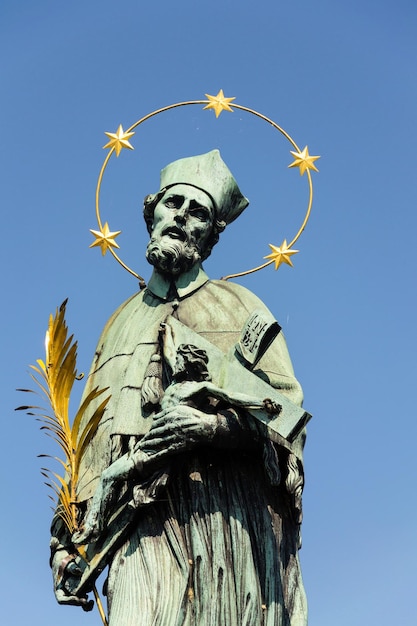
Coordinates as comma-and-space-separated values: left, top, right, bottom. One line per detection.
172, 352, 187, 379
152, 185, 214, 249
146, 184, 215, 275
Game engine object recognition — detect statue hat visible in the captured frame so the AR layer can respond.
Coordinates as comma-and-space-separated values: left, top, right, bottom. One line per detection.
159, 150, 249, 225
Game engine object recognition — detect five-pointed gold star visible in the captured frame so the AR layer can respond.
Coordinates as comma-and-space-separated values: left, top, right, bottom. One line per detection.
203, 89, 235, 118
103, 125, 135, 157
90, 222, 122, 256
288, 146, 320, 175
264, 240, 299, 269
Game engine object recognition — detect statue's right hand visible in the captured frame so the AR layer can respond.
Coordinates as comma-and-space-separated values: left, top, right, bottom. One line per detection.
52, 551, 94, 612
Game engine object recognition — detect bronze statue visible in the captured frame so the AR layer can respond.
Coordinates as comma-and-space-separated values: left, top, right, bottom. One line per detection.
50, 150, 308, 626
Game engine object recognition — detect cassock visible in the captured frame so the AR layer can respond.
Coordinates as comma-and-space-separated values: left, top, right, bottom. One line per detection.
72, 264, 307, 626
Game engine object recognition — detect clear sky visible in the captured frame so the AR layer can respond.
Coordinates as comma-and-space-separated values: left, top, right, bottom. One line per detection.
2, 1, 417, 624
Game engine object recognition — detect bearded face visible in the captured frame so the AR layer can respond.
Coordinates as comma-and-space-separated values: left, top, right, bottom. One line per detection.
145, 184, 215, 276
145, 235, 201, 276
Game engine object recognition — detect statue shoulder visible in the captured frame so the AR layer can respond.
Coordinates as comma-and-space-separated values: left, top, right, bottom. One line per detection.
91, 290, 150, 363
206, 279, 273, 315
103, 290, 145, 328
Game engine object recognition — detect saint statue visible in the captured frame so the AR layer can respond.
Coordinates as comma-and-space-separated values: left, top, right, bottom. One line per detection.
50, 150, 308, 626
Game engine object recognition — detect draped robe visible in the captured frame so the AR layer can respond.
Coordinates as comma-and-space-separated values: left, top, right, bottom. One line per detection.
74, 265, 308, 626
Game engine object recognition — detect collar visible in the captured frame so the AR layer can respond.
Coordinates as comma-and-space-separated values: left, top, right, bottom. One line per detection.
146, 264, 209, 301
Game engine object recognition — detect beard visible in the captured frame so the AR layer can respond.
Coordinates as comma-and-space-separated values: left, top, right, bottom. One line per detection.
145, 235, 201, 276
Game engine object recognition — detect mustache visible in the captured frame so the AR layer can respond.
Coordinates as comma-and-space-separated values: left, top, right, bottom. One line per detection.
160, 224, 187, 242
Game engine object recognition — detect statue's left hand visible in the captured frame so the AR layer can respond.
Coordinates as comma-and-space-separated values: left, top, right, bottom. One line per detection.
51, 550, 94, 611
140, 404, 218, 460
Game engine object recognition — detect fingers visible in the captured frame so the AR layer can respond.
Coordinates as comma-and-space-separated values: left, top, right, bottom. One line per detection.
66, 561, 82, 576
141, 427, 191, 450
82, 599, 95, 612
141, 428, 207, 457
143, 414, 214, 442
138, 408, 217, 462
153, 404, 195, 421
55, 567, 94, 611
144, 409, 199, 435
56, 588, 94, 611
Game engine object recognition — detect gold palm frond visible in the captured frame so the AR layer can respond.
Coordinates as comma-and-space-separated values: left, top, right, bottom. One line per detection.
17, 299, 110, 625
16, 299, 110, 533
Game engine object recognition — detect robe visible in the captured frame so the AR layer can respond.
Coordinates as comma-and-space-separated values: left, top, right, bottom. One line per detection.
75, 265, 308, 626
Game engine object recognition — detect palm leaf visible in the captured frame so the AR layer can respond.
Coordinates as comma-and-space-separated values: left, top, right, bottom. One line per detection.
18, 299, 111, 534
72, 386, 109, 443
38, 454, 68, 472
28, 372, 51, 401
39, 433, 70, 457
18, 299, 110, 625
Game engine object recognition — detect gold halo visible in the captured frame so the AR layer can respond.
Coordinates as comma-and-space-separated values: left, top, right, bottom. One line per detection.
93, 95, 318, 286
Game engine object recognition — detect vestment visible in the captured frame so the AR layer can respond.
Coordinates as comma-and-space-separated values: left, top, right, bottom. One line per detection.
73, 264, 307, 626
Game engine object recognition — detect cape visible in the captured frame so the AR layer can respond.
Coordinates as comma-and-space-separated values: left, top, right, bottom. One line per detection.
76, 275, 304, 502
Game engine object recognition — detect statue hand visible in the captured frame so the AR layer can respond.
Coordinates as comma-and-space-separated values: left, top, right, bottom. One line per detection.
51, 550, 94, 611
140, 404, 218, 460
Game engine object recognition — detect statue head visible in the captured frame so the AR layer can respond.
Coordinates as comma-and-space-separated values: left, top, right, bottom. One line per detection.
172, 344, 210, 383
144, 150, 249, 275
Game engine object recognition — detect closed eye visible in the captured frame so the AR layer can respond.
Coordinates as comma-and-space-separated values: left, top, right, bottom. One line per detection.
189, 203, 210, 221
164, 195, 183, 209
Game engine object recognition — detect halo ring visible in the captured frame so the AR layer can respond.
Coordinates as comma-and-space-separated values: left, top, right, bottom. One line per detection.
94, 99, 314, 285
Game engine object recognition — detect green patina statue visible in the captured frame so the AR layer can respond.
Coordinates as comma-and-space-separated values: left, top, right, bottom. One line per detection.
50, 150, 309, 626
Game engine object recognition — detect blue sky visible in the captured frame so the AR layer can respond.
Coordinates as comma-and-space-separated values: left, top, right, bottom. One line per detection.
2, 1, 417, 624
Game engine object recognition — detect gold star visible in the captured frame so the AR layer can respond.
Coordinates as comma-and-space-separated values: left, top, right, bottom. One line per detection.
203, 89, 235, 118
90, 222, 122, 256
103, 125, 135, 157
288, 146, 320, 176
264, 240, 299, 269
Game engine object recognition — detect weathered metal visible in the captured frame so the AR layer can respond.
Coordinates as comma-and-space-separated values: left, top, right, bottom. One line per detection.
51, 151, 310, 626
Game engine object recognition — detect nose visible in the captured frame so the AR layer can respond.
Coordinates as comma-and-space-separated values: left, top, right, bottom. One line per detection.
174, 211, 186, 225
173, 200, 190, 225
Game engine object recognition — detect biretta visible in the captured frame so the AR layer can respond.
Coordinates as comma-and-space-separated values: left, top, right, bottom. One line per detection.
158, 150, 249, 225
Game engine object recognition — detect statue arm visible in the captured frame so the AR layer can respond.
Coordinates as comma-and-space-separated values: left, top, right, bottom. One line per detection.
160, 320, 177, 371
193, 381, 280, 414
73, 403, 256, 546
